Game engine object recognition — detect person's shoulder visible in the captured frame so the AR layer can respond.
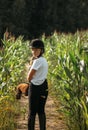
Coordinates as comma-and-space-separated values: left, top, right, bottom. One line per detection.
39, 57, 46, 61
35, 57, 47, 63
34, 57, 42, 64
40, 57, 48, 65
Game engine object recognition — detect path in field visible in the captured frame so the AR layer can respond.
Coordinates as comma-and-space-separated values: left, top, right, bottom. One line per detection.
16, 94, 67, 130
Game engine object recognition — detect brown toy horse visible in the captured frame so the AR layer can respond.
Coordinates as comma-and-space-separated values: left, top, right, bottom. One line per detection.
16, 83, 30, 99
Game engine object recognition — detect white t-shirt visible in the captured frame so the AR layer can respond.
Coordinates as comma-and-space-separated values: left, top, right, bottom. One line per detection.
29, 57, 48, 85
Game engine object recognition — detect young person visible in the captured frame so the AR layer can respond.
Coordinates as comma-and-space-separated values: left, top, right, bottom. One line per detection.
27, 39, 48, 130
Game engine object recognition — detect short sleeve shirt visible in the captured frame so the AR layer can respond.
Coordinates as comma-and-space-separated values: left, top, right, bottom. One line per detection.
29, 57, 48, 85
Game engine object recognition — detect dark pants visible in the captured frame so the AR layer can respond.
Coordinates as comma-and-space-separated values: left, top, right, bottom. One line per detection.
28, 79, 48, 130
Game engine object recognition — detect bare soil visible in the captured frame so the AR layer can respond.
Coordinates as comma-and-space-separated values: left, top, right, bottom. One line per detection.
16, 94, 67, 130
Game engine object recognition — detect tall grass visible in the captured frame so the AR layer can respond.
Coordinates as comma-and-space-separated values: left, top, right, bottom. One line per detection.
0, 36, 30, 129
43, 31, 88, 130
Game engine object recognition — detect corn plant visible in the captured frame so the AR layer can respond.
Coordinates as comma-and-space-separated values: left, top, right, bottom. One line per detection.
0, 36, 30, 129
0, 36, 30, 94
43, 31, 88, 130
0, 92, 19, 130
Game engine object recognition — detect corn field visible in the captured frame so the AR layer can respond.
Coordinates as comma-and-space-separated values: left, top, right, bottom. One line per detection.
0, 31, 88, 130
43, 31, 88, 130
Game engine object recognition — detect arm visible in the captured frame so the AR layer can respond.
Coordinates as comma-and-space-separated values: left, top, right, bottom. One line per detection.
27, 69, 36, 82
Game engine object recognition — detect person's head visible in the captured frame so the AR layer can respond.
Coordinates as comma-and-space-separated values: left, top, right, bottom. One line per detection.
30, 39, 45, 58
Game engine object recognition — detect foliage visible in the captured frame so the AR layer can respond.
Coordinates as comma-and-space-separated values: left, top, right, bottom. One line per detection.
0, 36, 30, 129
0, 93, 19, 129
0, 31, 88, 129
43, 31, 88, 130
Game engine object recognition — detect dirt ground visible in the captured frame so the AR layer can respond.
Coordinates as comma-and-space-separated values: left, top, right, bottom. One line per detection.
16, 94, 68, 130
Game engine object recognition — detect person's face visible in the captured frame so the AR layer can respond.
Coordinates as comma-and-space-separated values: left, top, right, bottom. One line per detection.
31, 48, 41, 58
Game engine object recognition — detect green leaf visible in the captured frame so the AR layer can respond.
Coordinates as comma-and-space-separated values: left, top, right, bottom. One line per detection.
64, 66, 72, 80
